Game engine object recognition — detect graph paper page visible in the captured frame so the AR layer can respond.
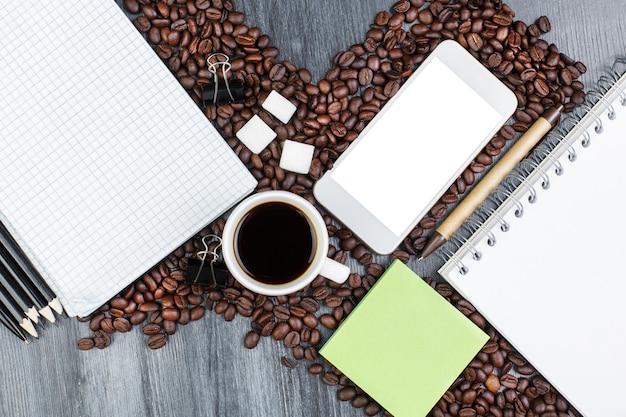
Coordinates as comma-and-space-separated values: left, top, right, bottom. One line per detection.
0, 1, 256, 317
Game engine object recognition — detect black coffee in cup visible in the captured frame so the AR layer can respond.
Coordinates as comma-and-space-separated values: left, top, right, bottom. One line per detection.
234, 202, 316, 285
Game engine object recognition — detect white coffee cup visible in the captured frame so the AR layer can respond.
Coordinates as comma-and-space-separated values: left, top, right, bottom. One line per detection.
222, 190, 350, 296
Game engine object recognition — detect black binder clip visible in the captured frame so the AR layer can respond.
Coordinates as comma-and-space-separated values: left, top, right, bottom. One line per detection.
201, 53, 245, 107
185, 235, 229, 288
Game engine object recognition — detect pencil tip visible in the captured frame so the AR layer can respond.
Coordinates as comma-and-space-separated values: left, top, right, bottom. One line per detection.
49, 298, 64, 315
39, 306, 56, 323
20, 319, 38, 338
421, 231, 447, 260
26, 307, 40, 324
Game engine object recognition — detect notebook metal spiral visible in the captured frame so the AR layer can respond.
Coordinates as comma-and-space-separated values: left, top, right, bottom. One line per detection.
439, 56, 626, 275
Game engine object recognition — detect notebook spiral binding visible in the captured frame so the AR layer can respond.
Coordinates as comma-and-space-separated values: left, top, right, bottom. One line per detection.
440, 56, 626, 274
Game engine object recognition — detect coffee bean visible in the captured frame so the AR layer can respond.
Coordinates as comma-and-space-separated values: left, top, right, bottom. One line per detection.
222, 303, 236, 321
129, 311, 147, 325
133, 16, 151, 32
417, 8, 433, 25
322, 372, 339, 386
492, 13, 512, 26
77, 338, 95, 351
236, 296, 253, 316
187, 294, 203, 306
529, 45, 545, 62
304, 346, 318, 362
100, 317, 115, 334
273, 305, 291, 320
93, 330, 111, 349
500, 373, 518, 389
284, 330, 300, 348
89, 312, 105, 332
139, 301, 160, 312
466, 33, 483, 51
113, 317, 131, 333
312, 285, 330, 300
309, 328, 321, 346
271, 321, 290, 340
319, 313, 338, 330
148, 309, 162, 324
257, 319, 275, 337
464, 367, 477, 382
560, 68, 573, 86
288, 305, 306, 318
162, 319, 177, 335
480, 340, 498, 354
508, 352, 527, 367
287, 316, 302, 332
337, 51, 356, 67
460, 408, 478, 417
147, 333, 167, 350
520, 68, 537, 82
537, 16, 551, 33
532, 378, 551, 395
123, 0, 140, 14
243, 330, 260, 349
383, 80, 400, 97
290, 345, 304, 361
142, 323, 161, 336
487, 52, 502, 68
308, 363, 323, 375
281, 356, 295, 369
235, 34, 256, 47
174, 294, 189, 309
338, 386, 357, 401
517, 364, 536, 376
162, 277, 178, 292
301, 313, 318, 329
352, 394, 370, 409
517, 377, 530, 394
110, 297, 129, 310
161, 307, 180, 322
324, 294, 343, 308
190, 305, 205, 321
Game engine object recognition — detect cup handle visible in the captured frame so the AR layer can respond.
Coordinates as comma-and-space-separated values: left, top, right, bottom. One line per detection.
319, 257, 350, 284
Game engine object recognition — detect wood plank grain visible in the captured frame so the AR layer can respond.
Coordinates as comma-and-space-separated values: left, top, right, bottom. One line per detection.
0, 1, 623, 417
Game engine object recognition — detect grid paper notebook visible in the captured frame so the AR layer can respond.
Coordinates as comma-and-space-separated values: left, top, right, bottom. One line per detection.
0, 1, 256, 317
439, 59, 626, 416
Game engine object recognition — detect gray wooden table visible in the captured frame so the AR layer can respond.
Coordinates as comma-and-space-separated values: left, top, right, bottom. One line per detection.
1, 1, 624, 416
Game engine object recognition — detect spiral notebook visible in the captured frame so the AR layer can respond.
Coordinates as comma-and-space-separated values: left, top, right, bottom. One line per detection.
0, 1, 256, 317
438, 58, 626, 417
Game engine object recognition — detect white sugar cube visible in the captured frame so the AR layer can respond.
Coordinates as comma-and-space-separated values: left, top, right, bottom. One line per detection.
279, 140, 315, 174
235, 115, 276, 154
262, 90, 297, 124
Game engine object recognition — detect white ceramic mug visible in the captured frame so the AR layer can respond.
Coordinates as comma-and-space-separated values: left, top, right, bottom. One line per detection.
222, 191, 350, 296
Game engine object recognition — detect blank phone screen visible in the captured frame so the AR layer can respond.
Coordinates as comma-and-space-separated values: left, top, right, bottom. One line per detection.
330, 56, 502, 236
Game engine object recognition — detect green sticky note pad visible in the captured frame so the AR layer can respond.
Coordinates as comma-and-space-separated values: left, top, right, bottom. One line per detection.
320, 260, 488, 417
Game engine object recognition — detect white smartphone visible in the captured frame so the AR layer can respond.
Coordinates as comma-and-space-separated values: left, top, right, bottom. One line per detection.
313, 40, 517, 254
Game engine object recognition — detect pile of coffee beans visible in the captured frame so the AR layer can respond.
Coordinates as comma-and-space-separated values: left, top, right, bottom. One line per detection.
77, 0, 588, 415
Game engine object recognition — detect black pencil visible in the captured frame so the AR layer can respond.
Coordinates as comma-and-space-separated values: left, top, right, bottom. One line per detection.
0, 263, 40, 324
0, 303, 29, 344
0, 244, 55, 322
0, 284, 37, 338
0, 221, 63, 315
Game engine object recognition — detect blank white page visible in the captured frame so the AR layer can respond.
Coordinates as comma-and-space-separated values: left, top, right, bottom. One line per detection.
0, 1, 256, 317
440, 72, 626, 417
